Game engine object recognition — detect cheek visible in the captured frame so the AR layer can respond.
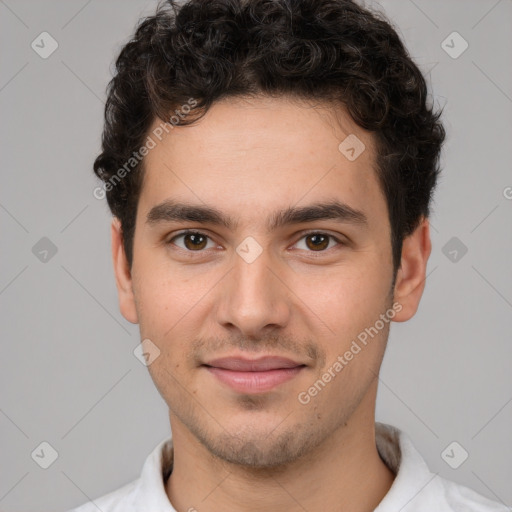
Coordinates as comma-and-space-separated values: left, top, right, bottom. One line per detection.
291, 260, 391, 339
132, 262, 190, 346
133, 247, 200, 313
132, 258, 220, 370
135, 272, 200, 395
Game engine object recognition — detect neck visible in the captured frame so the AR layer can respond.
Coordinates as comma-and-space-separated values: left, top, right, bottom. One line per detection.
165, 387, 395, 512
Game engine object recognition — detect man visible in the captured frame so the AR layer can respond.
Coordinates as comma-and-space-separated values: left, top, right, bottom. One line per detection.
71, 0, 508, 510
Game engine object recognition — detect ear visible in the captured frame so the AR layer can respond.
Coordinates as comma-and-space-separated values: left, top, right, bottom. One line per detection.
392, 217, 432, 322
111, 217, 139, 324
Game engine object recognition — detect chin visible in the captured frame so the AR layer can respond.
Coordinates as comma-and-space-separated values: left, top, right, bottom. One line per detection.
205, 431, 305, 468
191, 417, 325, 469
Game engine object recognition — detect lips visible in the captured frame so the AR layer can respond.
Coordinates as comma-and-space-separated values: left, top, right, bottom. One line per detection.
203, 356, 306, 393
204, 356, 303, 372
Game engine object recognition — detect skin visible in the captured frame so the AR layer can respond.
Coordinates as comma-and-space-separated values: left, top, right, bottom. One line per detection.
111, 95, 431, 512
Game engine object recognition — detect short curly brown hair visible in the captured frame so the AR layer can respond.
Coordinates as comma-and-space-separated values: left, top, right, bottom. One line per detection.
94, 0, 445, 275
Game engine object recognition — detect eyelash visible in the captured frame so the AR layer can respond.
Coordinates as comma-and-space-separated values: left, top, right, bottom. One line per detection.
166, 229, 344, 254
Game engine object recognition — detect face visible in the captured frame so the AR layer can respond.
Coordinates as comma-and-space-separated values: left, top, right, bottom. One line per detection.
112, 95, 428, 468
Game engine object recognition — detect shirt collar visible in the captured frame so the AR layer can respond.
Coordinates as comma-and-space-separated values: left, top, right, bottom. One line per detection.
132, 435, 175, 511
374, 422, 446, 511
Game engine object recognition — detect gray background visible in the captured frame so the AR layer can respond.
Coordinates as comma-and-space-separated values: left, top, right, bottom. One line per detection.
0, 0, 511, 511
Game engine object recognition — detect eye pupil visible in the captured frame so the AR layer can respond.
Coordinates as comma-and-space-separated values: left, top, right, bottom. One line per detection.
306, 234, 329, 251
184, 233, 207, 250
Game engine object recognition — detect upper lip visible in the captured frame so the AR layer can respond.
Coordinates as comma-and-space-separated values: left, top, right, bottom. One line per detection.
203, 356, 305, 371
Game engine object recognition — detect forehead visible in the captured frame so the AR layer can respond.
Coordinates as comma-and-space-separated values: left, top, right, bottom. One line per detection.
139, 95, 385, 226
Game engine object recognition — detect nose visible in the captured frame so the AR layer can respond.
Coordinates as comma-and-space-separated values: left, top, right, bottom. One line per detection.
214, 242, 291, 339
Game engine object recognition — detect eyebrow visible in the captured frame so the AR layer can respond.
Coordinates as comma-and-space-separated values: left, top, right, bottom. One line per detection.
146, 199, 368, 232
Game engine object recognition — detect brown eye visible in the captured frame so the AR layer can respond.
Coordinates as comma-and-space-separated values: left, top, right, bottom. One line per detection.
305, 233, 330, 251
293, 232, 342, 253
183, 233, 207, 250
169, 231, 214, 251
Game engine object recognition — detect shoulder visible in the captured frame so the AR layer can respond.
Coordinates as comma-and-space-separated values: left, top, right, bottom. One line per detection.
65, 478, 139, 512
64, 436, 174, 512
375, 423, 510, 512
437, 475, 511, 512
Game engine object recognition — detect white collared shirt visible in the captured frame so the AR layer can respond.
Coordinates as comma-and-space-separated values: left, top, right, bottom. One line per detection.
68, 422, 509, 512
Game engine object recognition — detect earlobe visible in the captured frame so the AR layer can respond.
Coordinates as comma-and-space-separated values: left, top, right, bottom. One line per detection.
111, 217, 139, 324
392, 217, 432, 322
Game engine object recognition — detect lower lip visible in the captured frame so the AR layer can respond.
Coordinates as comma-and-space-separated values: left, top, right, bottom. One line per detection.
205, 366, 305, 393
